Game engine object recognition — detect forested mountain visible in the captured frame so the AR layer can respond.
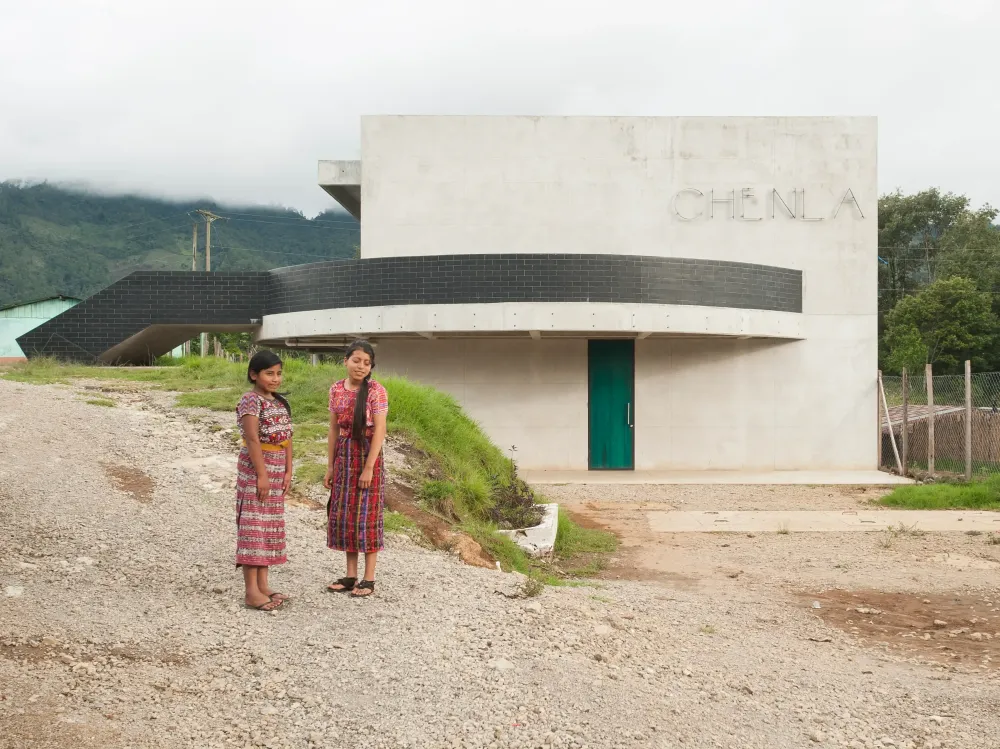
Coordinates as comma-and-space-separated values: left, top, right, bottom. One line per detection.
0, 182, 359, 307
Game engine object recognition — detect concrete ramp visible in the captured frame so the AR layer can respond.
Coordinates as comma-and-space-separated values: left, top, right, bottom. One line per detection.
17, 271, 266, 364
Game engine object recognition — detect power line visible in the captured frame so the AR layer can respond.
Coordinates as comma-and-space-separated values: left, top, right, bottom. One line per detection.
212, 245, 352, 261
214, 215, 359, 232
214, 210, 359, 227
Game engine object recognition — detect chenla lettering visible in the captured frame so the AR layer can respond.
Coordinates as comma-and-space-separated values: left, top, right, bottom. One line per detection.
671, 188, 864, 222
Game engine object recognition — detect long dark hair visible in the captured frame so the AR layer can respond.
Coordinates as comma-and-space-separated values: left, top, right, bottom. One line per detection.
247, 350, 291, 416
345, 339, 376, 441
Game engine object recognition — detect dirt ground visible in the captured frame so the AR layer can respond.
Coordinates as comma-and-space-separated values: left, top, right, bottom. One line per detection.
5, 377, 1000, 748
547, 483, 1000, 679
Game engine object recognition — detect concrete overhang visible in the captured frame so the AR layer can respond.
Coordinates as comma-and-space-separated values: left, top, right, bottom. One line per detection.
318, 160, 361, 219
257, 302, 804, 348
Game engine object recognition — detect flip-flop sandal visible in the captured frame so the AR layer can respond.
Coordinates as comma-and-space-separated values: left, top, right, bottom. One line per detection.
246, 598, 283, 612
269, 593, 291, 603
351, 580, 375, 598
326, 577, 356, 593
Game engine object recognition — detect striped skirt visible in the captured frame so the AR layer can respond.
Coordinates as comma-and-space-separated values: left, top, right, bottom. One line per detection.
327, 435, 384, 553
235, 446, 287, 567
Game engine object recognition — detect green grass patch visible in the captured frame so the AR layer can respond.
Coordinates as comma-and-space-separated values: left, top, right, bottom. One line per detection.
564, 559, 607, 578
554, 509, 618, 555
293, 462, 327, 488
384, 510, 417, 533
878, 476, 1000, 510
84, 397, 115, 408
462, 519, 532, 574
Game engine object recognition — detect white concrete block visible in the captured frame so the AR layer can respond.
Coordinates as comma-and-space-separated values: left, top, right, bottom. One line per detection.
498, 503, 559, 558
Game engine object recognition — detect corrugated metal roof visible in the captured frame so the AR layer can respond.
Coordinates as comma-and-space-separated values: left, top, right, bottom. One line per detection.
0, 295, 81, 313
882, 403, 992, 429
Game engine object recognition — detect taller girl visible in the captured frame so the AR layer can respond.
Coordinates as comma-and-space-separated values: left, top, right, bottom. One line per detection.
323, 340, 389, 598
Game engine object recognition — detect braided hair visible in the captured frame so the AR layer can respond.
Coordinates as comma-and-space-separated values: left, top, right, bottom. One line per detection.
345, 339, 376, 441
246, 350, 291, 416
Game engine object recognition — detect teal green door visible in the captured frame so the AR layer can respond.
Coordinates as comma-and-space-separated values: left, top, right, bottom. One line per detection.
588, 340, 635, 470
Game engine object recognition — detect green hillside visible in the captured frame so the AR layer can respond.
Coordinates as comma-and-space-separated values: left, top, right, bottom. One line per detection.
0, 181, 359, 308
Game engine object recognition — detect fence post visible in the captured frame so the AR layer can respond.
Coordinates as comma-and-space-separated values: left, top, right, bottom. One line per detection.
877, 371, 883, 469
901, 368, 909, 476
879, 371, 903, 475
926, 363, 934, 477
965, 359, 973, 480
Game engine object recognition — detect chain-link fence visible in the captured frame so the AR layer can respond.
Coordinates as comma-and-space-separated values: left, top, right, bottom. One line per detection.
880, 366, 1000, 478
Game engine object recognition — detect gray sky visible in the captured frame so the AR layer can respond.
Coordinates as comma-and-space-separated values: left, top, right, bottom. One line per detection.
1, 0, 997, 217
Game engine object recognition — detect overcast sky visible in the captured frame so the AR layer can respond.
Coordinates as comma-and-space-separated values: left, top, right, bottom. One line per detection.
1, 0, 997, 217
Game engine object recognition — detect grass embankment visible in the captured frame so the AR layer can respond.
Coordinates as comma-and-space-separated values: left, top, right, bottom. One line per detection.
878, 475, 1000, 511
4, 356, 616, 579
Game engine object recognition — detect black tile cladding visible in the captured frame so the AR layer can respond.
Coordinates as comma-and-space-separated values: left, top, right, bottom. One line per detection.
18, 255, 802, 362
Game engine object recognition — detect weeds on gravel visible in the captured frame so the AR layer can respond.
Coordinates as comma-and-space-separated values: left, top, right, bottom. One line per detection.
878, 522, 926, 549
878, 476, 1000, 511
84, 397, 115, 407
521, 578, 544, 598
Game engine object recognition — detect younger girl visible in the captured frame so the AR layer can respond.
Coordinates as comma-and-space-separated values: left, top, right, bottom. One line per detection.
323, 339, 389, 598
235, 350, 294, 611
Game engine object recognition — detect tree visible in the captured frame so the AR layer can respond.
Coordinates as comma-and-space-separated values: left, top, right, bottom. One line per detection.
883, 276, 997, 374
936, 206, 1000, 291
878, 189, 970, 320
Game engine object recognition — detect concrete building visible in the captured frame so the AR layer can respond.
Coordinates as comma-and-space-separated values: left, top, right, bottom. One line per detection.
20, 115, 877, 474
0, 295, 81, 362
298, 115, 877, 471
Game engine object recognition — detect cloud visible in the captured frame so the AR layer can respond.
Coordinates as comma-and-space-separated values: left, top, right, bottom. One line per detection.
0, 0, 997, 215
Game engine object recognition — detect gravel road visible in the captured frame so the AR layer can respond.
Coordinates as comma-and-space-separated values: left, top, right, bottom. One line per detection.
1, 378, 998, 749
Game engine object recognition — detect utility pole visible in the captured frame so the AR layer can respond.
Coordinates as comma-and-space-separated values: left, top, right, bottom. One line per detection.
194, 210, 224, 357
191, 222, 198, 271
184, 222, 199, 356
194, 209, 223, 271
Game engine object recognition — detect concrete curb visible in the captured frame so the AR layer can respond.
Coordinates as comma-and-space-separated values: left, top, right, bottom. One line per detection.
498, 503, 559, 558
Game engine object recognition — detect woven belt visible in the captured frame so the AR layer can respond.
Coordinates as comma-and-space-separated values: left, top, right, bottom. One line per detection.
242, 440, 289, 452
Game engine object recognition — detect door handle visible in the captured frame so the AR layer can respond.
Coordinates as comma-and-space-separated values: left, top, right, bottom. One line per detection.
627, 402, 632, 428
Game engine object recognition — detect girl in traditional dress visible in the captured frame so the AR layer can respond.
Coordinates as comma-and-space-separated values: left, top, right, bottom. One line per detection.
235, 350, 293, 611
323, 339, 389, 598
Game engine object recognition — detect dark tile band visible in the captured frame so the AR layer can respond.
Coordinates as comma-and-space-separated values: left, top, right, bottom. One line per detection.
267, 254, 801, 315
18, 255, 801, 362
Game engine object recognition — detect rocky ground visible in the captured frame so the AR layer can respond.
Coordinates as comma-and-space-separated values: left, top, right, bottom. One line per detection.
1, 378, 999, 749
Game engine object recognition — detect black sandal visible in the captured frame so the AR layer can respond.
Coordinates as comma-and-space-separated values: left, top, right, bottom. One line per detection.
326, 577, 356, 593
351, 580, 375, 598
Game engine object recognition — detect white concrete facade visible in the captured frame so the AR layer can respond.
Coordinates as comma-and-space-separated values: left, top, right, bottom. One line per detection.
303, 115, 877, 472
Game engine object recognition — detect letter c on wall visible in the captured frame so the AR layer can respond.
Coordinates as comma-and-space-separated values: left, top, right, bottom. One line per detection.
672, 189, 704, 221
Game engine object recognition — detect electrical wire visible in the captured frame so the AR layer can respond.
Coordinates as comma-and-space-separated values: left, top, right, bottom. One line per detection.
212, 215, 359, 232
213, 210, 359, 226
